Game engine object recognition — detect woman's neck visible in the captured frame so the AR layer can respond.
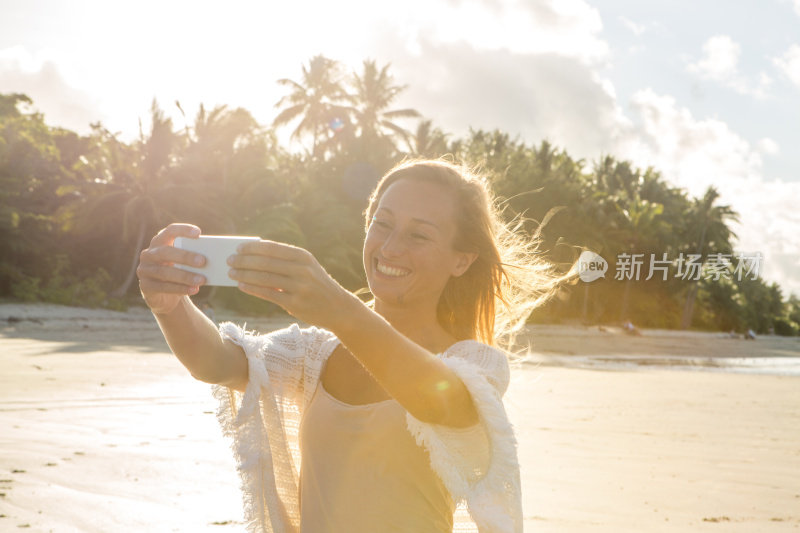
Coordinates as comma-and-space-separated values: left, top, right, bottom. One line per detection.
373, 301, 456, 353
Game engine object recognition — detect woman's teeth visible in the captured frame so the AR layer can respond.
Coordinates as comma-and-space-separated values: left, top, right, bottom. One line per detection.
376, 261, 410, 277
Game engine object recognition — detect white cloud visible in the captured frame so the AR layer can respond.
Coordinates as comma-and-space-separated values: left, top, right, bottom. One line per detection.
619, 16, 646, 36
613, 89, 800, 296
0, 0, 612, 142
773, 44, 800, 89
0, 46, 99, 133
688, 35, 740, 80
687, 35, 771, 98
388, 0, 609, 63
618, 89, 759, 197
384, 40, 627, 161
795, 0, 800, 16
757, 138, 780, 155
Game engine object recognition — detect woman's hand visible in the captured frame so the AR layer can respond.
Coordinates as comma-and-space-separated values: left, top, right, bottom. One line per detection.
137, 223, 208, 316
227, 240, 357, 329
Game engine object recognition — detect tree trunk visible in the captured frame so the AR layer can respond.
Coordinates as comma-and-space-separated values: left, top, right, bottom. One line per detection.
681, 221, 708, 330
681, 283, 700, 329
582, 282, 589, 324
619, 278, 632, 323
110, 218, 147, 299
312, 122, 320, 160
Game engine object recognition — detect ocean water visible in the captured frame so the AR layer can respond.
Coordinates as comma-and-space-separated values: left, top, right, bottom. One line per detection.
524, 353, 800, 377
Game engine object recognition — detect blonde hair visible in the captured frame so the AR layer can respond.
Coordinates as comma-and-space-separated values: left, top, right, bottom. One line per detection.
365, 159, 563, 350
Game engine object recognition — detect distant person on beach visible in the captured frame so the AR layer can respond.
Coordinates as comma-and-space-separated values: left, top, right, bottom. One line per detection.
136, 159, 560, 532
623, 319, 641, 336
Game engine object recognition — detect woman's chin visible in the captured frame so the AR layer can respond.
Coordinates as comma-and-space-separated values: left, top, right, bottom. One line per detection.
370, 286, 410, 307
371, 287, 401, 303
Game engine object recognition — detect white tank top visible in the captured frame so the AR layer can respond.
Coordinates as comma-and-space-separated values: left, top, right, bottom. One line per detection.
299, 378, 455, 532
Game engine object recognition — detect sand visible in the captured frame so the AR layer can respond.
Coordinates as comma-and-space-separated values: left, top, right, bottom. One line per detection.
1, 303, 799, 531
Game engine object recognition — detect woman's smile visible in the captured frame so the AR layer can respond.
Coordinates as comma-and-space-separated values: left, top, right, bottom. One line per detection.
374, 258, 412, 278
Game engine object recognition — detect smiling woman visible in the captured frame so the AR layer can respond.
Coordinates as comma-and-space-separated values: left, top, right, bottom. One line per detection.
365, 160, 562, 345
366, 179, 475, 315
137, 159, 564, 533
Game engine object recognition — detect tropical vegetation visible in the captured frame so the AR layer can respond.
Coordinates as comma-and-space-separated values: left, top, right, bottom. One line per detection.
1, 56, 797, 335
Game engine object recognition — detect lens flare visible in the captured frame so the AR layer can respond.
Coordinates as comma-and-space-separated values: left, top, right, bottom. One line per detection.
329, 117, 344, 132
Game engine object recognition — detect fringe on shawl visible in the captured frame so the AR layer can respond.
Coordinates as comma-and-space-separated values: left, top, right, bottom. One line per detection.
213, 321, 296, 533
405, 352, 524, 533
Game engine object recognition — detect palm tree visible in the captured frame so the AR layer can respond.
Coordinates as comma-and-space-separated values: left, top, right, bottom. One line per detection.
609, 192, 666, 321
407, 119, 449, 157
178, 103, 286, 249
184, 104, 260, 183
272, 55, 350, 158
680, 186, 738, 329
347, 59, 420, 154
75, 101, 202, 298
594, 155, 640, 199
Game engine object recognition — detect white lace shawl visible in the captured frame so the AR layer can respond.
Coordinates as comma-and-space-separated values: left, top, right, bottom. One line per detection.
212, 321, 523, 533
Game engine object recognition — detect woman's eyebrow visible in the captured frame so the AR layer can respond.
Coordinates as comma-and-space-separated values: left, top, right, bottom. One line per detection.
376, 207, 440, 230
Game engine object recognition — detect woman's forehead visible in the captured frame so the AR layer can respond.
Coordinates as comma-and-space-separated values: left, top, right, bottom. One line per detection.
377, 179, 456, 223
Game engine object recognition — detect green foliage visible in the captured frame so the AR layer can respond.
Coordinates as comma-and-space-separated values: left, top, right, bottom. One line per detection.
10, 276, 41, 302
773, 317, 798, 336
0, 72, 796, 334
0, 93, 69, 295
10, 253, 115, 308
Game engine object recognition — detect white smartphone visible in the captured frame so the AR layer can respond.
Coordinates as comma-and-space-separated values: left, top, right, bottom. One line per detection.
174, 235, 260, 287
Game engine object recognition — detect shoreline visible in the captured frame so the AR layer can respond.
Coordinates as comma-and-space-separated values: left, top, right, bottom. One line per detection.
3, 301, 798, 347
3, 302, 797, 375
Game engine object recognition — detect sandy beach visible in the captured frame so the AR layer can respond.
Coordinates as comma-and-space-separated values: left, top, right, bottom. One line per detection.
1, 303, 799, 532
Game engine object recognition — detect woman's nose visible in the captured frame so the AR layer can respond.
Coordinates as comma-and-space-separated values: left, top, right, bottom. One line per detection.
380, 230, 406, 257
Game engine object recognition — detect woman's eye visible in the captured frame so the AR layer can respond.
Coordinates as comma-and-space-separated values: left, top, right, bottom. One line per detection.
372, 219, 391, 229
411, 233, 429, 241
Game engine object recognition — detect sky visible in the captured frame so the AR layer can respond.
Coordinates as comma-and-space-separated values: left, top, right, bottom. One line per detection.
1, 0, 798, 297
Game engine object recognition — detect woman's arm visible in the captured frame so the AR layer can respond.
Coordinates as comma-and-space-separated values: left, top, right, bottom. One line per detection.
138, 223, 248, 391
153, 295, 248, 391
333, 295, 480, 428
228, 240, 478, 427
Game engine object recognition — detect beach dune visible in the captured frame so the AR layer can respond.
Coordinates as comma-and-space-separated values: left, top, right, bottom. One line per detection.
1, 304, 798, 531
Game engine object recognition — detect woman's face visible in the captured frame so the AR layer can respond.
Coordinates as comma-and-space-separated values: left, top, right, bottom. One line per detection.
363, 178, 475, 311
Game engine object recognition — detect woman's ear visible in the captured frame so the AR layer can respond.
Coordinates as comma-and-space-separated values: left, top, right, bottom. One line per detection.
452, 252, 478, 277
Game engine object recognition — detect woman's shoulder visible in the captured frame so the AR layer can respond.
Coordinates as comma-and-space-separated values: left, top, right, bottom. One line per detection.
440, 339, 511, 395
441, 339, 508, 361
